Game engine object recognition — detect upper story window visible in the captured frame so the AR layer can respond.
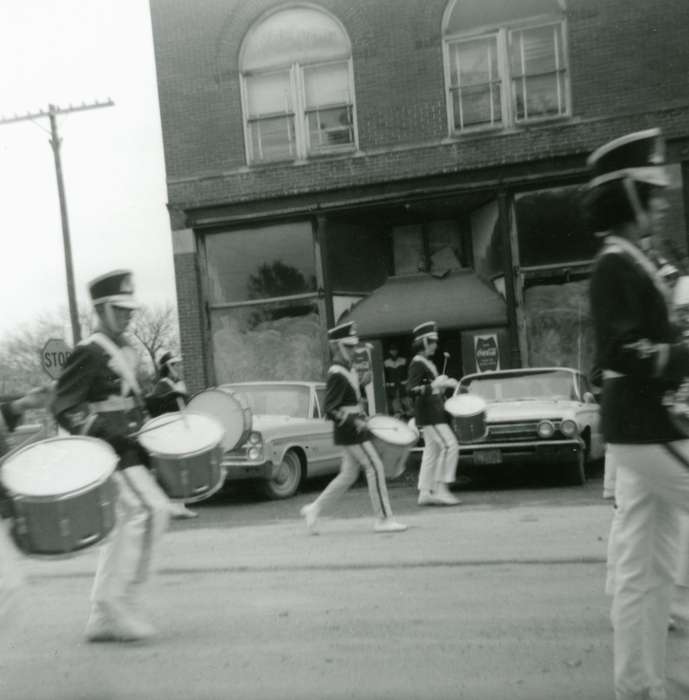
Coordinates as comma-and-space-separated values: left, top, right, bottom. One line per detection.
442, 0, 570, 133
240, 6, 357, 164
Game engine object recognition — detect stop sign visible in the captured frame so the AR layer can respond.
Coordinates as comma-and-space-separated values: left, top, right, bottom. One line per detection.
41, 338, 73, 380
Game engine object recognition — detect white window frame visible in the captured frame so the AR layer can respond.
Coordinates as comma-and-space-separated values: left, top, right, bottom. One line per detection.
241, 58, 358, 165
443, 14, 570, 135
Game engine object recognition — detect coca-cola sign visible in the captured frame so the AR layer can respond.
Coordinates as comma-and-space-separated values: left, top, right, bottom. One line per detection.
474, 334, 500, 373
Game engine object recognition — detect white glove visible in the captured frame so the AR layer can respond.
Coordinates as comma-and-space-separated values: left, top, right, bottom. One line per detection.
431, 375, 448, 389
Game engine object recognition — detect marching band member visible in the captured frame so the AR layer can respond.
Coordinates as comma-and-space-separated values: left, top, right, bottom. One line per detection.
0, 387, 51, 622
587, 128, 689, 700
408, 322, 460, 506
299, 322, 407, 534
52, 270, 170, 642
145, 351, 198, 520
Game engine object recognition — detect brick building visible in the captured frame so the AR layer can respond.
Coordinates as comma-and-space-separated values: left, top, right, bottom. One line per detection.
150, 0, 689, 403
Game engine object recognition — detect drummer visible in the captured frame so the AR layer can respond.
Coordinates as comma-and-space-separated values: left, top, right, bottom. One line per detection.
145, 351, 198, 520
299, 322, 407, 534
52, 269, 170, 643
408, 322, 461, 506
1, 386, 52, 621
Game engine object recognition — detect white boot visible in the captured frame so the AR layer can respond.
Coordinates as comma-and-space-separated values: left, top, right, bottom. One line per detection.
85, 600, 156, 643
299, 503, 319, 534
434, 482, 461, 506
418, 490, 442, 506
374, 518, 408, 533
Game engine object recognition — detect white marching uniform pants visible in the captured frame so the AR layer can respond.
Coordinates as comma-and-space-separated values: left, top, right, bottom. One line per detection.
0, 519, 24, 624
312, 442, 392, 520
91, 466, 169, 608
417, 423, 459, 492
606, 442, 689, 700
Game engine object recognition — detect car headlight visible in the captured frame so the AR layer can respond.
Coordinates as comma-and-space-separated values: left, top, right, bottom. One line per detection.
537, 420, 555, 438
248, 446, 262, 460
559, 419, 578, 437
248, 431, 262, 445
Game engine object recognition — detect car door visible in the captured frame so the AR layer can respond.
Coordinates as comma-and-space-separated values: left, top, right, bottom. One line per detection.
576, 373, 605, 460
304, 386, 341, 475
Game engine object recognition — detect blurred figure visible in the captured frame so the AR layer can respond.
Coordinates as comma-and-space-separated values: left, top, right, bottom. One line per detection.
384, 344, 412, 418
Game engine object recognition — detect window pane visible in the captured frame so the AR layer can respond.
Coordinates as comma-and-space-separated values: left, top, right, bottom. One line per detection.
510, 26, 558, 77
303, 62, 350, 108
210, 301, 323, 383
245, 72, 292, 116
206, 222, 316, 303
392, 224, 424, 275
449, 38, 501, 129
446, 0, 561, 35
248, 116, 296, 162
307, 106, 353, 150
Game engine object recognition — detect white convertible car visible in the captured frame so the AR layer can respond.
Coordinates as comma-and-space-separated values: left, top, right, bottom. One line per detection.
451, 367, 605, 485
220, 381, 342, 499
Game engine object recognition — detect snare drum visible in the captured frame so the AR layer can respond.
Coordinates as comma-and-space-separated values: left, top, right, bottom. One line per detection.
367, 415, 419, 479
188, 388, 251, 451
0, 436, 118, 557
444, 394, 488, 443
137, 412, 225, 503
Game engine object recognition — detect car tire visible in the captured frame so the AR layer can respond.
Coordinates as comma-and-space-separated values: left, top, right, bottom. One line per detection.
566, 449, 586, 486
259, 449, 303, 500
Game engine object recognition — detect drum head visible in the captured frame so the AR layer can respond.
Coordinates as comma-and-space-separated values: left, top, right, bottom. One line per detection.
1, 437, 118, 497
188, 388, 250, 451
445, 394, 487, 418
368, 415, 418, 446
138, 412, 224, 457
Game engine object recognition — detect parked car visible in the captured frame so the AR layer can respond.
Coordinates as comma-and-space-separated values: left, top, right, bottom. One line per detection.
220, 381, 342, 499
448, 367, 604, 485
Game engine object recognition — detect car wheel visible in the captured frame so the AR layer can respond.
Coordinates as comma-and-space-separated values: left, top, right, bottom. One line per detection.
565, 449, 586, 486
259, 449, 303, 500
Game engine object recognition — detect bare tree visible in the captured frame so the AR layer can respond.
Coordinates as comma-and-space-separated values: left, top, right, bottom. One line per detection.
128, 303, 180, 376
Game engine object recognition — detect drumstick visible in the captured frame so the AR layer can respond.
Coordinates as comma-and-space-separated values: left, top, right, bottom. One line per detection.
131, 414, 185, 439
177, 397, 190, 430
441, 352, 450, 375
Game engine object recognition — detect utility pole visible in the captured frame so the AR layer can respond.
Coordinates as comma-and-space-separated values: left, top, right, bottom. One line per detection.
0, 99, 114, 345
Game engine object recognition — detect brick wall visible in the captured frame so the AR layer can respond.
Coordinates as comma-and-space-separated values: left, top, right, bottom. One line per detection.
150, 0, 689, 207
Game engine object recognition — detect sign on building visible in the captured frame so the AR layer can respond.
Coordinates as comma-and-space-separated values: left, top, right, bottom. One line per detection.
474, 333, 500, 373
41, 338, 73, 380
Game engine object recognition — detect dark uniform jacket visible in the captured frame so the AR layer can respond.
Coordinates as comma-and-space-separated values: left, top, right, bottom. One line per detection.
384, 356, 408, 397
408, 355, 447, 427
52, 334, 149, 469
324, 363, 370, 445
1, 401, 22, 517
590, 236, 689, 444
146, 377, 189, 418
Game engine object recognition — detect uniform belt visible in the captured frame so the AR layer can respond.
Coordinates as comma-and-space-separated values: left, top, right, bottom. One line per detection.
90, 397, 136, 412
339, 405, 363, 416
603, 370, 625, 379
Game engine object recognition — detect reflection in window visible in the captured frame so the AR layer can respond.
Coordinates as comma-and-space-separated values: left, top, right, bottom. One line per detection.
211, 300, 323, 383
443, 0, 569, 132
240, 7, 356, 163
206, 222, 316, 304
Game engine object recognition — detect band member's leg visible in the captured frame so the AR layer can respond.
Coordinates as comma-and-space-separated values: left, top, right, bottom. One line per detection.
305, 449, 360, 522
0, 519, 24, 622
434, 423, 459, 485
418, 426, 441, 495
671, 515, 689, 625
88, 466, 169, 640
350, 442, 391, 519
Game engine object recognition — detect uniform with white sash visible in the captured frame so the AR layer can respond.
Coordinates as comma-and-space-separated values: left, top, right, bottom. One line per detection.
408, 353, 458, 493
307, 361, 393, 519
53, 330, 169, 624
588, 128, 689, 700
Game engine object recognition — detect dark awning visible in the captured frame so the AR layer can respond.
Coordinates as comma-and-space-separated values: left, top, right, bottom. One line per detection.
342, 270, 507, 337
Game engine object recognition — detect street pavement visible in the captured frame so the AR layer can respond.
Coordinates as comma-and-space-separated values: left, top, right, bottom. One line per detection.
2, 473, 688, 700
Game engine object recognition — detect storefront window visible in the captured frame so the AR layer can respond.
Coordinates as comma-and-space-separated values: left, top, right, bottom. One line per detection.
211, 300, 323, 383
206, 222, 316, 303
392, 220, 465, 275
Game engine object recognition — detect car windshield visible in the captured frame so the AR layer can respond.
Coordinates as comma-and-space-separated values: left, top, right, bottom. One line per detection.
460, 370, 578, 403
226, 384, 311, 418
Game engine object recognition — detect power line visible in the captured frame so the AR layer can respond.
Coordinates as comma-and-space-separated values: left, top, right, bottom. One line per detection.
0, 99, 115, 345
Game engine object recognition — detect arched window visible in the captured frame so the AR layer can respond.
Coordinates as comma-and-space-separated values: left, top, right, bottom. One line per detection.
442, 0, 569, 133
240, 6, 357, 164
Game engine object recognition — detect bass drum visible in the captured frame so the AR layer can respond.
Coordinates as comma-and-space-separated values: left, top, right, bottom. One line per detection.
188, 387, 252, 451
444, 394, 488, 443
367, 415, 419, 480
1, 436, 118, 557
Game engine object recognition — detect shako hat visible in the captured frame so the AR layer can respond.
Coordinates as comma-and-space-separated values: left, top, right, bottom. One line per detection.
328, 322, 359, 346
88, 269, 139, 309
587, 128, 669, 190
413, 321, 438, 342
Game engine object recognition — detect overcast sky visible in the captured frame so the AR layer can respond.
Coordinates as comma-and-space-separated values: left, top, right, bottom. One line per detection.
0, 1, 176, 338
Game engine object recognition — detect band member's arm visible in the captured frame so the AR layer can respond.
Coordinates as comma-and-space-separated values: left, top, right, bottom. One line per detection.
591, 253, 689, 382
408, 361, 444, 395
324, 374, 366, 431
